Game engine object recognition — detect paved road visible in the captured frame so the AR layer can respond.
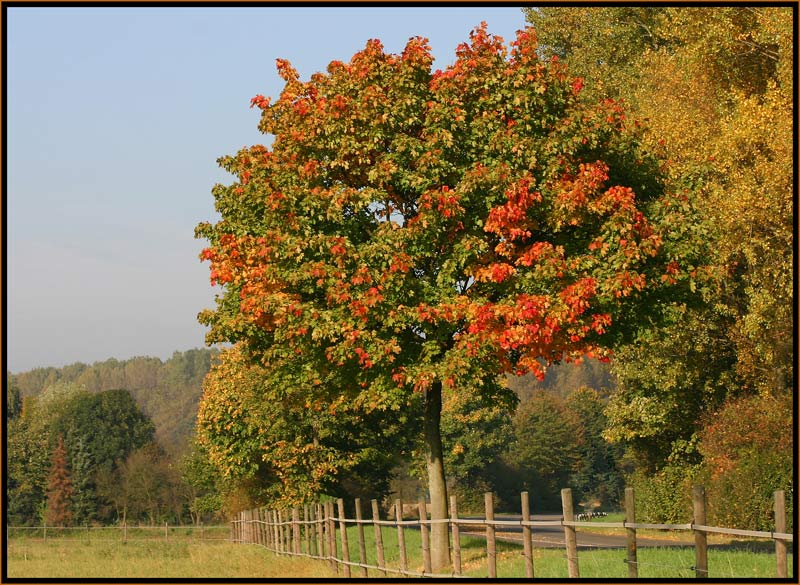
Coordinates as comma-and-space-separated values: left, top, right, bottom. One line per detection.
459, 514, 690, 550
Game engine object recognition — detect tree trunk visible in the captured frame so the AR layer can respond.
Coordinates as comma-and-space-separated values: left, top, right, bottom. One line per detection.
423, 381, 451, 572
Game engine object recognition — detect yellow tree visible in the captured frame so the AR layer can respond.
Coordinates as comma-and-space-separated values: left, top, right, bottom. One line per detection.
528, 6, 793, 521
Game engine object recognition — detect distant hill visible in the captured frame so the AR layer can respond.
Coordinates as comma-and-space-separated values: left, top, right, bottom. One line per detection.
9, 349, 614, 455
10, 348, 219, 456
507, 357, 616, 402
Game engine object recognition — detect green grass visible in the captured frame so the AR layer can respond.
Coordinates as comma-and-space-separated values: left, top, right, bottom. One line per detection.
478, 544, 793, 579
329, 522, 792, 578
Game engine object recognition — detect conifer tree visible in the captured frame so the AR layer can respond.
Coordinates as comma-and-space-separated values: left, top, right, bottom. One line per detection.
45, 435, 74, 527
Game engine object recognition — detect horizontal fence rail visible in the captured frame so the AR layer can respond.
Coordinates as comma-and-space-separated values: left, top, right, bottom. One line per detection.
7, 523, 230, 543
232, 487, 793, 579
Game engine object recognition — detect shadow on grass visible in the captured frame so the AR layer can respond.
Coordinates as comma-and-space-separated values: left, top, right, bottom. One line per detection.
709, 539, 794, 555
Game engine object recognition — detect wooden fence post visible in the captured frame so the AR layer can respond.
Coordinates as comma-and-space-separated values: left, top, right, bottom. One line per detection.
395, 499, 408, 574
316, 503, 325, 558
283, 509, 290, 552
266, 508, 271, 548
693, 485, 708, 578
419, 499, 432, 575
485, 492, 497, 578
260, 508, 266, 546
265, 507, 271, 548
254, 509, 259, 545
292, 507, 301, 554
625, 487, 638, 578
304, 505, 311, 555
253, 509, 259, 546
284, 509, 291, 552
561, 488, 580, 578
274, 509, 282, 553
774, 490, 787, 578
521, 491, 534, 578
327, 501, 338, 573
336, 498, 351, 577
273, 510, 280, 552
355, 498, 368, 577
450, 495, 462, 576
310, 505, 316, 556
371, 499, 387, 576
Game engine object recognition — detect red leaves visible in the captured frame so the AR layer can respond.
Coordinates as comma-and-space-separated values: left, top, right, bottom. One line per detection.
558, 277, 597, 319
330, 237, 347, 256
275, 58, 299, 82
474, 262, 516, 283
484, 176, 541, 241
354, 347, 373, 368
250, 94, 271, 110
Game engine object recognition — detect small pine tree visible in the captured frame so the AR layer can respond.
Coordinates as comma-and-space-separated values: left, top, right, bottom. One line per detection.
45, 435, 74, 526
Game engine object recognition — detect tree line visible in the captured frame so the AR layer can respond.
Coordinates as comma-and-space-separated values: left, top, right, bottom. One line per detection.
6, 350, 219, 526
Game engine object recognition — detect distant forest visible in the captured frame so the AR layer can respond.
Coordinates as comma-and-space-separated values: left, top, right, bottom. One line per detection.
10, 349, 219, 457
6, 349, 614, 526
9, 350, 611, 459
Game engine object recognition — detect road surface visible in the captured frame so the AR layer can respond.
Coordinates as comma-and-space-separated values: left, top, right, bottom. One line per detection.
459, 514, 690, 549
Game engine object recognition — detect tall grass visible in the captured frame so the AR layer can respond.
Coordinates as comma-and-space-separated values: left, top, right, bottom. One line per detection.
5, 539, 336, 579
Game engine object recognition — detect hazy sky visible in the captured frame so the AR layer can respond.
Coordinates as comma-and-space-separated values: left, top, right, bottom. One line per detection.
6, 6, 528, 373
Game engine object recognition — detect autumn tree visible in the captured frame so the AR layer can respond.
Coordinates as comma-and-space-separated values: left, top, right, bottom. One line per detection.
45, 435, 74, 527
50, 388, 155, 524
197, 345, 415, 509
698, 392, 793, 531
197, 24, 685, 569
6, 382, 85, 525
527, 6, 793, 455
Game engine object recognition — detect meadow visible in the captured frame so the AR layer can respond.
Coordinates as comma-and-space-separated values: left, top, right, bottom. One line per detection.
8, 521, 790, 579
5, 538, 336, 579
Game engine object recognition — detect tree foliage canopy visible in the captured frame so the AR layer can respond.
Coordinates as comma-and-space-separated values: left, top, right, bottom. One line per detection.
197, 21, 687, 425
197, 345, 415, 507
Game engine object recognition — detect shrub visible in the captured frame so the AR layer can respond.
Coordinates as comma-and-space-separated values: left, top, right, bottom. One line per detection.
628, 463, 697, 524
698, 392, 793, 531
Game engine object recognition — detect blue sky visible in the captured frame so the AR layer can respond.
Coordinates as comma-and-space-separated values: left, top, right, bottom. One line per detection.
6, 6, 529, 373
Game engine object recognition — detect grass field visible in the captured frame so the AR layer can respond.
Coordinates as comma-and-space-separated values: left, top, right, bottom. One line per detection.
6, 523, 793, 579
5, 538, 336, 579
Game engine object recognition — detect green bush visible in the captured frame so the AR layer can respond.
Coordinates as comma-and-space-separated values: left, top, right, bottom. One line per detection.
628, 463, 697, 524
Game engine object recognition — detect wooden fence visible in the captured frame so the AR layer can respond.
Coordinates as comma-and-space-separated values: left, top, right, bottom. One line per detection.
7, 523, 230, 543
232, 486, 793, 578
